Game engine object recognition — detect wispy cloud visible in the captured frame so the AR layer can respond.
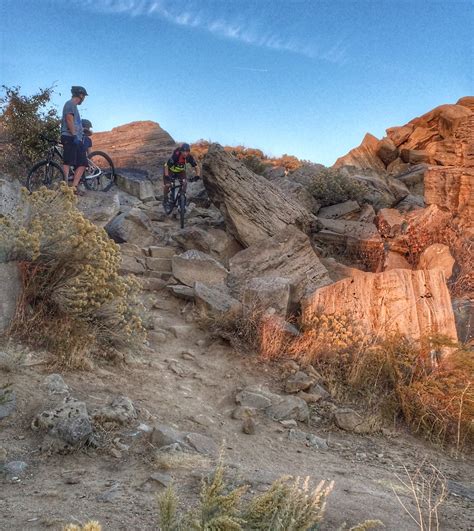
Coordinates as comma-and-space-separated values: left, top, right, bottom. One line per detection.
79, 0, 347, 63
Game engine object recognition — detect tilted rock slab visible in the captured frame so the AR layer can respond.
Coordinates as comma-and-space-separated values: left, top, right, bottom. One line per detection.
202, 144, 315, 247
302, 268, 458, 343
229, 227, 331, 304
172, 250, 228, 287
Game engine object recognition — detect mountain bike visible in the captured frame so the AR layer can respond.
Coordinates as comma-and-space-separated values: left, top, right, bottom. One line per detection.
164, 175, 200, 229
26, 134, 116, 193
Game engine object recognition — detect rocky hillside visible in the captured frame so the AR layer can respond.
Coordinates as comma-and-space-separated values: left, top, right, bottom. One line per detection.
1, 98, 473, 529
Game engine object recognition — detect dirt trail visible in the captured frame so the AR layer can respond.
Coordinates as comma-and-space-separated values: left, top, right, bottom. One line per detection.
1, 287, 473, 530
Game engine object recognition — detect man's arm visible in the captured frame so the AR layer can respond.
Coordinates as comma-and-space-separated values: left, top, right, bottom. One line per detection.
66, 114, 76, 136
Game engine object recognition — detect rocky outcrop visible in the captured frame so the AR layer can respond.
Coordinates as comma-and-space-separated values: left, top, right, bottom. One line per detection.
334, 133, 386, 171
334, 98, 473, 178
76, 191, 121, 227
424, 167, 473, 226
418, 244, 455, 280
202, 144, 315, 247
172, 250, 228, 287
302, 268, 458, 343
91, 121, 175, 175
105, 208, 155, 246
229, 227, 331, 304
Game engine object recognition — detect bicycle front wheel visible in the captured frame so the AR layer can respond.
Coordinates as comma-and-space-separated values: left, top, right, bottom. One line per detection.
179, 191, 186, 229
27, 160, 66, 192
86, 151, 115, 191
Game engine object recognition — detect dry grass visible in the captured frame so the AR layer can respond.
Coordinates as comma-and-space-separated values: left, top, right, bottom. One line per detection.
63, 522, 101, 531
256, 304, 473, 450
392, 461, 448, 531
154, 451, 211, 471
1, 185, 145, 368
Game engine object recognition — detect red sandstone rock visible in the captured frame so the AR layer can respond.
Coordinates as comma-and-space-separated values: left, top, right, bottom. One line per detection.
302, 268, 458, 343
91, 121, 175, 175
333, 133, 386, 171
418, 244, 455, 279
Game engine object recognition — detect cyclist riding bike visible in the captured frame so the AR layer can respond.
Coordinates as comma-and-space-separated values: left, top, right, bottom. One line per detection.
163, 143, 201, 208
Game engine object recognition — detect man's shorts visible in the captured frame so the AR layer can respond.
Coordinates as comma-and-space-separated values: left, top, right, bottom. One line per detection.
163, 170, 186, 184
61, 135, 88, 167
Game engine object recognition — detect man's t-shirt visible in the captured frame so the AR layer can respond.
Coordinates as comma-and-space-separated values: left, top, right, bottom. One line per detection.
83, 136, 92, 150
61, 99, 83, 138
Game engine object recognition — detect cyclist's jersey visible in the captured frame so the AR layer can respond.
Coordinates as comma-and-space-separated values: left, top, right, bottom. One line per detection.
61, 99, 83, 138
166, 148, 197, 173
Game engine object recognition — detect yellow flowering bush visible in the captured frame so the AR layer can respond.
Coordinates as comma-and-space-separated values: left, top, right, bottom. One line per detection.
1, 184, 145, 366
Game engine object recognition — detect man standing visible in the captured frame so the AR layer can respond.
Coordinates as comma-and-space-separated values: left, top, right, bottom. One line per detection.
61, 86, 88, 194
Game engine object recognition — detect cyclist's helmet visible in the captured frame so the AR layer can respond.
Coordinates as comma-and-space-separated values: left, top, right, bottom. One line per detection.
180, 143, 191, 151
71, 86, 88, 97
81, 119, 93, 129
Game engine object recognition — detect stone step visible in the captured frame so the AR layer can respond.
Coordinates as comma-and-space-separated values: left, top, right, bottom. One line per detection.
147, 246, 177, 259
146, 257, 172, 272
144, 270, 173, 281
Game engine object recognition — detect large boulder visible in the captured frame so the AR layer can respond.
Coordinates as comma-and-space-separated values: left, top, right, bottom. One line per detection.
91, 121, 175, 175
105, 207, 154, 246
115, 170, 155, 201
202, 144, 315, 247
242, 277, 292, 317
0, 262, 21, 334
172, 250, 228, 287
194, 282, 242, 321
417, 244, 455, 279
302, 268, 458, 343
76, 191, 120, 227
229, 227, 331, 304
271, 176, 320, 213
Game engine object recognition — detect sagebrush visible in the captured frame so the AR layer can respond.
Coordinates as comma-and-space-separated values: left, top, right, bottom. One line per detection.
0, 185, 145, 367
309, 167, 368, 206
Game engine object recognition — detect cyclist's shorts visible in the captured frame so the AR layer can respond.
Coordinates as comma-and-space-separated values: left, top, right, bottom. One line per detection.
61, 135, 88, 167
163, 170, 186, 184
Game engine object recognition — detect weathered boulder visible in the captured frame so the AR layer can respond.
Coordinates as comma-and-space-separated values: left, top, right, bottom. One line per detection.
93, 396, 137, 425
235, 385, 309, 421
31, 396, 93, 451
271, 176, 320, 213
242, 277, 292, 317
172, 250, 228, 287
76, 191, 120, 227
302, 268, 458, 343
0, 262, 21, 334
116, 170, 155, 201
194, 282, 242, 321
119, 254, 146, 275
333, 133, 386, 171
229, 227, 331, 304
318, 200, 360, 220
171, 226, 242, 265
375, 208, 407, 238
418, 244, 455, 279
424, 167, 473, 226
386, 124, 414, 147
105, 208, 154, 246
334, 408, 378, 434
202, 144, 315, 247
91, 121, 175, 175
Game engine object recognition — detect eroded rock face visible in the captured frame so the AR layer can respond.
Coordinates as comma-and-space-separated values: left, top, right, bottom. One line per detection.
418, 244, 455, 279
172, 250, 228, 287
0, 262, 21, 334
333, 133, 386, 171
76, 191, 121, 227
229, 227, 331, 304
202, 144, 315, 247
91, 121, 175, 175
302, 268, 458, 343
105, 208, 154, 246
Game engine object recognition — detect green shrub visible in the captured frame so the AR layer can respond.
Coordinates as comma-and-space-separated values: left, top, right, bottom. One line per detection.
242, 155, 269, 176
0, 85, 60, 179
309, 167, 367, 206
1, 185, 145, 367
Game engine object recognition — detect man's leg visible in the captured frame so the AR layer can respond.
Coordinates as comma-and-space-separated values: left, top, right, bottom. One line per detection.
72, 166, 86, 188
163, 174, 172, 207
63, 165, 70, 182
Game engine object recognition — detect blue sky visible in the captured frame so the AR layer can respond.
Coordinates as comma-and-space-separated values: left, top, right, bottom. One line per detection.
1, 0, 472, 165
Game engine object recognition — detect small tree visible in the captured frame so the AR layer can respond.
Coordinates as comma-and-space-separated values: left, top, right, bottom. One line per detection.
0, 85, 60, 179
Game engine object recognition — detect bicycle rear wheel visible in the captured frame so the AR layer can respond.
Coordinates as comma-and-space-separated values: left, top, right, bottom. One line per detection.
27, 160, 66, 192
85, 151, 115, 191
179, 191, 186, 229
